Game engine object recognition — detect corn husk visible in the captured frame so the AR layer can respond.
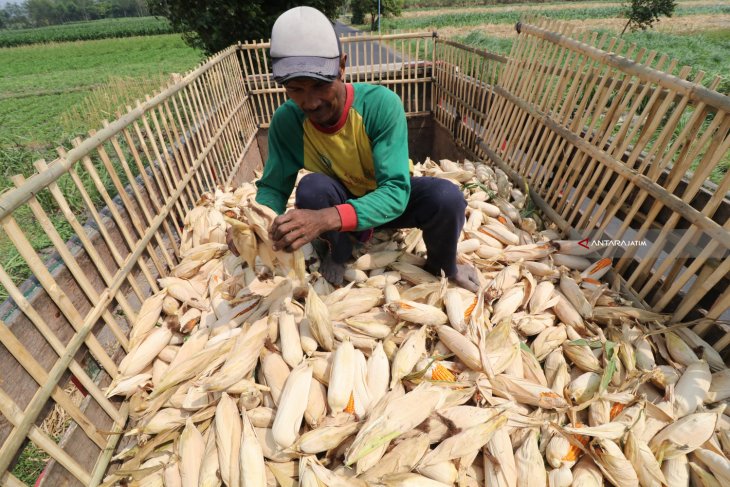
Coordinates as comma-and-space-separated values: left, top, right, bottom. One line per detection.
215, 393, 241, 487
662, 454, 690, 487
273, 360, 313, 449
625, 429, 666, 487
674, 360, 711, 417
515, 429, 546, 487
571, 456, 602, 487
591, 437, 639, 487
105, 174, 730, 487
178, 418, 204, 487
387, 300, 448, 326
693, 448, 730, 485
240, 409, 267, 487
361, 434, 429, 480
305, 285, 335, 351
329, 339, 355, 413
649, 411, 719, 461
391, 326, 427, 387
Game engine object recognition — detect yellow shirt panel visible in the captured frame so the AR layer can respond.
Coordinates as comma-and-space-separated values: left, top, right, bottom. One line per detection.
302, 108, 377, 197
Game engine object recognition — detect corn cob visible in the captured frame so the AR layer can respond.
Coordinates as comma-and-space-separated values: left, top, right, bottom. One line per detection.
305, 284, 335, 351
674, 360, 711, 417
649, 410, 719, 461
328, 339, 355, 412
178, 418, 204, 487
119, 325, 173, 377
272, 361, 313, 448
215, 393, 241, 487
390, 326, 427, 387
514, 429, 546, 487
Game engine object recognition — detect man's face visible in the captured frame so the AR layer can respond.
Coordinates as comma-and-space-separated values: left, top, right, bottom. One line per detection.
284, 77, 344, 127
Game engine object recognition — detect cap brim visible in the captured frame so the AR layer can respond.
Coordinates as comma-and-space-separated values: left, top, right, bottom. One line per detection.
272, 56, 340, 84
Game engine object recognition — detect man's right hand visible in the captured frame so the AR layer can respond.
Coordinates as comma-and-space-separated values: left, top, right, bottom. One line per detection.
270, 207, 341, 252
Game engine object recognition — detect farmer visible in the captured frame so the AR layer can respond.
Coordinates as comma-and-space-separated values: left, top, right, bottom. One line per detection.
255, 6, 479, 292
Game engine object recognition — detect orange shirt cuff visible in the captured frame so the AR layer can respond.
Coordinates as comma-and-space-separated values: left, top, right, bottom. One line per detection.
335, 204, 358, 232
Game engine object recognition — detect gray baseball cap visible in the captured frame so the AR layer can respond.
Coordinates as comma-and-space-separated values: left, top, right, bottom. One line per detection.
270, 7, 342, 84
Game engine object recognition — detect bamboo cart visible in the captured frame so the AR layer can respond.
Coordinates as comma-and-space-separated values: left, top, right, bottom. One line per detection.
0, 17, 728, 486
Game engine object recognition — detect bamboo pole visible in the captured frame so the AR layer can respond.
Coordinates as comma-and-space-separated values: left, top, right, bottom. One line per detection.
611, 75, 707, 275
486, 83, 730, 250
535, 34, 618, 195
0, 388, 92, 485
70, 144, 160, 294
517, 21, 730, 112
0, 101, 220, 476
105, 126, 176, 270
1, 471, 25, 487
87, 137, 167, 280
0, 319, 107, 449
571, 51, 662, 229
591, 64, 690, 249
124, 113, 185, 239
0, 265, 124, 425
133, 103, 188, 226
34, 159, 142, 322
553, 43, 638, 216
10, 173, 130, 351
0, 215, 118, 375
171, 89, 214, 195
145, 96, 196, 211
87, 401, 130, 486
625, 107, 724, 289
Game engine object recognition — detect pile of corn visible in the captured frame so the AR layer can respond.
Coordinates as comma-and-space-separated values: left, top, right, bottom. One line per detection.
103, 159, 730, 487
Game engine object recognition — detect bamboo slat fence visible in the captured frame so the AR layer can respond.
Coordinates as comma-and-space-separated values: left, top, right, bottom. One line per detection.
239, 31, 436, 126
0, 20, 728, 486
0, 44, 258, 486
433, 17, 729, 329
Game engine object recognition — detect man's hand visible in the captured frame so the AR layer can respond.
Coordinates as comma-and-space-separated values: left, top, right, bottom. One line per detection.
270, 208, 342, 252
451, 263, 480, 293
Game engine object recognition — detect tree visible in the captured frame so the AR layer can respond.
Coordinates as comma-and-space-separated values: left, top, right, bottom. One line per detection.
621, 0, 676, 35
147, 0, 346, 55
351, 0, 402, 31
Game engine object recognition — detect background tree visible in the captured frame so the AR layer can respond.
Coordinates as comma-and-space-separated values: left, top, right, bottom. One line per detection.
147, 0, 345, 55
621, 0, 676, 35
351, 0, 403, 31
0, 0, 150, 29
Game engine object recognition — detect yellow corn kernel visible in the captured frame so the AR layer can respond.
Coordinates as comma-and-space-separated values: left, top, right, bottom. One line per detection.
344, 392, 355, 414
431, 363, 456, 382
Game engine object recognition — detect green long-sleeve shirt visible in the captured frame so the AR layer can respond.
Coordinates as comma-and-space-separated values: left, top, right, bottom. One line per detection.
255, 83, 411, 231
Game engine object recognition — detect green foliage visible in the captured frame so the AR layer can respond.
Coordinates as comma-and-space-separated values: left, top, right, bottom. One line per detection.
0, 16, 175, 46
351, 0, 404, 30
621, 0, 677, 34
11, 441, 48, 485
0, 0, 149, 29
147, 0, 346, 55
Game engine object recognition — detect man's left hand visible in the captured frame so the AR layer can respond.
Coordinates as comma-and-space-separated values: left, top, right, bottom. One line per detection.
270, 207, 342, 252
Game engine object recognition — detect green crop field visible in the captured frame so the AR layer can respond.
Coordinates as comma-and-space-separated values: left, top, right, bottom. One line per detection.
0, 32, 202, 305
0, 16, 177, 47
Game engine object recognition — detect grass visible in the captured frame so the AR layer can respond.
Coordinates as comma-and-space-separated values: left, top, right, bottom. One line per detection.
12, 441, 49, 485
0, 16, 177, 47
0, 33, 202, 300
374, 3, 730, 30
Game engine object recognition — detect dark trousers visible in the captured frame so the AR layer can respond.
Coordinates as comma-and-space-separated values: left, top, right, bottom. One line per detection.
295, 173, 466, 277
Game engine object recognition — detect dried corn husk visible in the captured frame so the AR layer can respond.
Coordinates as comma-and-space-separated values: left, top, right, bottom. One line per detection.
107, 172, 730, 487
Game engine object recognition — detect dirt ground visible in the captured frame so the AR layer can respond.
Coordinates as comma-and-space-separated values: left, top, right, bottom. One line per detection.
435, 13, 730, 38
